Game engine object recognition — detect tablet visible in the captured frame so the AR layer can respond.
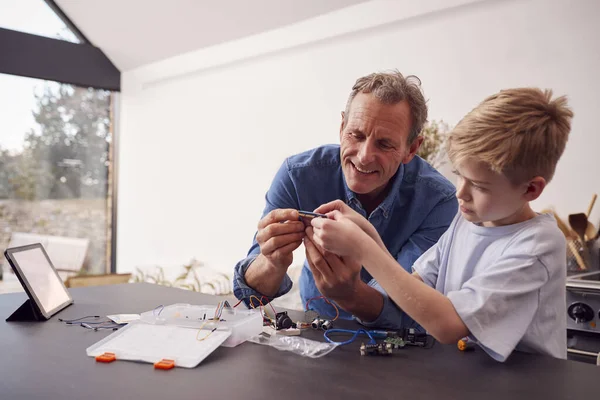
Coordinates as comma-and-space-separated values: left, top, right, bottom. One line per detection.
4, 243, 73, 320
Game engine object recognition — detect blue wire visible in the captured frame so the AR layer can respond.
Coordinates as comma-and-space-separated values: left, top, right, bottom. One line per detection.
368, 330, 389, 339
323, 329, 377, 346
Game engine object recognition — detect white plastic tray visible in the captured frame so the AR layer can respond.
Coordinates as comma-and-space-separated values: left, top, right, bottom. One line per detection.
86, 321, 231, 368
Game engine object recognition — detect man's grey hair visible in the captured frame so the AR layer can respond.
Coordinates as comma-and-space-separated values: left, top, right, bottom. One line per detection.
344, 70, 428, 143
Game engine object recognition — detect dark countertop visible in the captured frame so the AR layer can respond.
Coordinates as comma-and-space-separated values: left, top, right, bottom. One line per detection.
0, 283, 598, 400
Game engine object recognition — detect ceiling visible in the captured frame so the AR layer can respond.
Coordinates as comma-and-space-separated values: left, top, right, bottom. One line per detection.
56, 0, 367, 71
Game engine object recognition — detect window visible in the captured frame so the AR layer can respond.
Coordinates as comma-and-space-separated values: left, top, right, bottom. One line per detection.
0, 0, 79, 43
0, 73, 114, 274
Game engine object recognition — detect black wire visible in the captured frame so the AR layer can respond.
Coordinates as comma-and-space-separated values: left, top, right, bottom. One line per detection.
424, 336, 436, 349
70, 320, 113, 325
58, 315, 100, 323
81, 322, 125, 331
153, 305, 165, 316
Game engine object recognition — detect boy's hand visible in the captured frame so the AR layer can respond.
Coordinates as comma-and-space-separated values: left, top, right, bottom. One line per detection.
314, 200, 383, 247
314, 200, 366, 228
309, 211, 372, 260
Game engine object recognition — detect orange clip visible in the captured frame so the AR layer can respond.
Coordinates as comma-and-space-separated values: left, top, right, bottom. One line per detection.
95, 352, 117, 363
457, 338, 475, 351
154, 359, 175, 370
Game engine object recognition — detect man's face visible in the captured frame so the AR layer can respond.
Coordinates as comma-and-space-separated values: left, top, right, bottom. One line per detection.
340, 93, 419, 199
454, 158, 532, 227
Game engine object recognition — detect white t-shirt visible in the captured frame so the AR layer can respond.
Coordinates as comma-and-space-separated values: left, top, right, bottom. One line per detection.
412, 212, 567, 362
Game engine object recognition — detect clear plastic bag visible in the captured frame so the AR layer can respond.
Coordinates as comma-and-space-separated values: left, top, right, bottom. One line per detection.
249, 332, 337, 358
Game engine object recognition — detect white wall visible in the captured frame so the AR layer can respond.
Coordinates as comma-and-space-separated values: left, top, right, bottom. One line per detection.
118, 0, 600, 276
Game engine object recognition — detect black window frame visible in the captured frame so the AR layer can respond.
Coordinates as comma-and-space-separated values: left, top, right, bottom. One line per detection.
0, 0, 120, 272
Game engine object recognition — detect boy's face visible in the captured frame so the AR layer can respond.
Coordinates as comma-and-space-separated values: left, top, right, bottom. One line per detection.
453, 158, 535, 227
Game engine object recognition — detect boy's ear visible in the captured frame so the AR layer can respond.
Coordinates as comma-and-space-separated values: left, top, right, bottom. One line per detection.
523, 176, 546, 201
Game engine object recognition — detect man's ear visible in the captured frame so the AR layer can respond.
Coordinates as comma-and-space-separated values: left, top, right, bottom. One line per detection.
523, 176, 546, 201
402, 136, 424, 164
339, 111, 346, 141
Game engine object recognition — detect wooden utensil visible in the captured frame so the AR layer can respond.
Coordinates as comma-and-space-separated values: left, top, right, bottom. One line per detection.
569, 213, 589, 243
542, 208, 575, 239
585, 222, 597, 241
584, 194, 597, 241
567, 240, 587, 271
586, 194, 597, 216
542, 208, 587, 270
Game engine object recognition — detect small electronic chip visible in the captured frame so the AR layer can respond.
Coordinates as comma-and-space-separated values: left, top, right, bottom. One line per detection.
360, 343, 393, 356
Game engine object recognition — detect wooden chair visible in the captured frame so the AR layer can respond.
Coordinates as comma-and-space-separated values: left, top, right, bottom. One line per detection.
6, 232, 89, 273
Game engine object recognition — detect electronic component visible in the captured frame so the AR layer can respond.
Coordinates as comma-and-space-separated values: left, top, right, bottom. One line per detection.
304, 296, 340, 323
360, 342, 393, 356
298, 210, 327, 220
457, 337, 475, 351
263, 326, 302, 336
311, 317, 333, 331
384, 337, 406, 349
403, 328, 428, 347
295, 321, 311, 329
275, 311, 293, 330
311, 317, 321, 329
382, 328, 431, 347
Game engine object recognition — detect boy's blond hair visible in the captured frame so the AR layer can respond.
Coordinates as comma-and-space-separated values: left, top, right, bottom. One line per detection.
447, 88, 573, 184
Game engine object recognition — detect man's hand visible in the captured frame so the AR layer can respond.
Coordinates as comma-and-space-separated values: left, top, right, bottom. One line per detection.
304, 229, 383, 321
256, 209, 305, 270
244, 209, 305, 296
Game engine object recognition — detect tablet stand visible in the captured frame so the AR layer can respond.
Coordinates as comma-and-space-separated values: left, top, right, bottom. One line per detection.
6, 299, 44, 322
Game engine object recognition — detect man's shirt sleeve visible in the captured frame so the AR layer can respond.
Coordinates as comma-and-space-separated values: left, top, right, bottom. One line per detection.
233, 160, 298, 306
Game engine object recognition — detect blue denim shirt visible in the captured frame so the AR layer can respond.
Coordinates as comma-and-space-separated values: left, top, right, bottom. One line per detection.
233, 144, 457, 329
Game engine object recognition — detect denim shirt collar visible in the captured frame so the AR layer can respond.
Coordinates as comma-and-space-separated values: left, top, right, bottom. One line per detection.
343, 163, 406, 218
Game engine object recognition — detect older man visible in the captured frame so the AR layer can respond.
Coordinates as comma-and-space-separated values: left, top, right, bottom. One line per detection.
233, 71, 457, 329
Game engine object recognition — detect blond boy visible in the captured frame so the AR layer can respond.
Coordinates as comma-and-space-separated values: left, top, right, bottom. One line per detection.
306, 88, 573, 361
